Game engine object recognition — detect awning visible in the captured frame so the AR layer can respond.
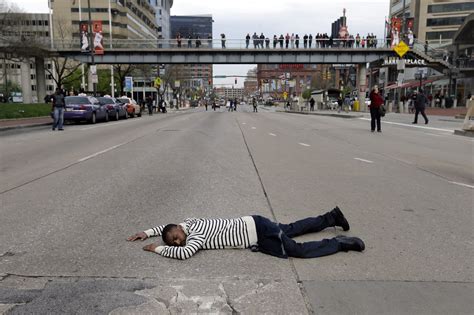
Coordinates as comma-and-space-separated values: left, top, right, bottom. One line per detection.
384, 79, 435, 90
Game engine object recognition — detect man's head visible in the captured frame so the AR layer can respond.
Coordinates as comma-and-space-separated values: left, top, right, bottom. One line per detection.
162, 224, 186, 246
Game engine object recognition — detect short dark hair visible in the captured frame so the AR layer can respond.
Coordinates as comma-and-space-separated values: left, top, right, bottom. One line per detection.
162, 224, 178, 245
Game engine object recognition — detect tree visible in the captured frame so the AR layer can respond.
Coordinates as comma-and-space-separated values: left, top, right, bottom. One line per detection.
113, 64, 133, 96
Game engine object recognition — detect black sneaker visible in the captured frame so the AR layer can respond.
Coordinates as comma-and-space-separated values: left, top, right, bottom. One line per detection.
335, 235, 365, 252
331, 206, 350, 231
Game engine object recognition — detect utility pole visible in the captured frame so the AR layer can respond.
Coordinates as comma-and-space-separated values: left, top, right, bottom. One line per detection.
87, 0, 96, 96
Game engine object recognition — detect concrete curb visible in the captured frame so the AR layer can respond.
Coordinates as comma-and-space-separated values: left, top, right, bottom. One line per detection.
0, 122, 51, 132
277, 110, 364, 119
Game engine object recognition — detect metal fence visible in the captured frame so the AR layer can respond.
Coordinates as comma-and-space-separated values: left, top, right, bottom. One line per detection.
53, 38, 391, 50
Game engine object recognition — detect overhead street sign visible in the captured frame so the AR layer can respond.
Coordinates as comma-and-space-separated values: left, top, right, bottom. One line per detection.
393, 41, 410, 58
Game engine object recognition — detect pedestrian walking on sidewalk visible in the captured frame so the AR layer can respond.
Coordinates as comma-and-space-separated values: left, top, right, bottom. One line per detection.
252, 97, 258, 112
51, 87, 66, 131
309, 97, 315, 111
146, 95, 153, 115
369, 85, 384, 132
127, 206, 365, 260
412, 90, 429, 124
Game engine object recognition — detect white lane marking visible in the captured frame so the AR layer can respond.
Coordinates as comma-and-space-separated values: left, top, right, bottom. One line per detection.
251, 127, 256, 129
78, 142, 128, 162
354, 158, 374, 164
242, 123, 247, 125
358, 118, 452, 133
299, 143, 311, 147
449, 181, 474, 189
269, 133, 277, 136
80, 122, 122, 131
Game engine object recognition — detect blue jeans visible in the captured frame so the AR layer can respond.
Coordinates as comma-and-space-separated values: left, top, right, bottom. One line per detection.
53, 107, 64, 130
252, 212, 341, 258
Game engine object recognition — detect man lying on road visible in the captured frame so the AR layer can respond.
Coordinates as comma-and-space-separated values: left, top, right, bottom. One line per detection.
127, 207, 365, 260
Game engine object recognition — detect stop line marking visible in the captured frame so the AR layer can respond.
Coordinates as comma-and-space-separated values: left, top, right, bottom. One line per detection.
269, 133, 276, 136
358, 118, 452, 133
299, 143, 311, 147
354, 158, 374, 164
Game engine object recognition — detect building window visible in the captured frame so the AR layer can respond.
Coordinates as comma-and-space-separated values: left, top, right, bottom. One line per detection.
31, 74, 36, 80
47, 85, 54, 91
45, 20, 49, 26
428, 2, 474, 13
32, 20, 36, 26
31, 85, 37, 91
426, 31, 457, 40
38, 20, 43, 26
427, 16, 466, 27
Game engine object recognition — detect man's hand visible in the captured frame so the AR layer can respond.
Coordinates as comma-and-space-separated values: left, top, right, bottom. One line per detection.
143, 242, 159, 252
127, 232, 148, 241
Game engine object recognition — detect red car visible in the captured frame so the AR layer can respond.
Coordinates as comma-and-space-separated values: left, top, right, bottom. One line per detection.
116, 97, 142, 118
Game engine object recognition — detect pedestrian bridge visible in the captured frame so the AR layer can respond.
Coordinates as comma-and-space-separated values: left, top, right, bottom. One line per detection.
52, 39, 446, 69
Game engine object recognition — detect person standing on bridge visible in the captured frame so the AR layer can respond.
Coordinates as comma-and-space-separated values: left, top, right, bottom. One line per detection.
127, 206, 365, 260
369, 85, 384, 132
221, 34, 226, 48
295, 34, 300, 49
176, 33, 182, 48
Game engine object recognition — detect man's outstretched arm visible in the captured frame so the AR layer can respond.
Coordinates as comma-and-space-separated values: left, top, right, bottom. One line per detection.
127, 225, 166, 241
143, 233, 205, 260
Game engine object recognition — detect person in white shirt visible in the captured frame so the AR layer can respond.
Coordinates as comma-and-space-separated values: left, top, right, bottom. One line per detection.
127, 207, 365, 260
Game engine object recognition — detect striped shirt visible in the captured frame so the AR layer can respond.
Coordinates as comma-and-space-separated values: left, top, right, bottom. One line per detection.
144, 216, 258, 260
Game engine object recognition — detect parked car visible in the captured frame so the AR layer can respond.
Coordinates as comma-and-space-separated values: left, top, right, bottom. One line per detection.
97, 96, 128, 121
116, 97, 141, 118
63, 96, 109, 124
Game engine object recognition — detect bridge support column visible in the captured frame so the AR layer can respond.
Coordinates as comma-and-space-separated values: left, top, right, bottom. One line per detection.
357, 63, 367, 112
35, 57, 46, 104
21, 59, 32, 104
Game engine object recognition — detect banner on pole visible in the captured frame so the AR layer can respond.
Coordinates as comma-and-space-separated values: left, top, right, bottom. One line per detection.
80, 22, 89, 52
124, 76, 133, 92
92, 21, 104, 55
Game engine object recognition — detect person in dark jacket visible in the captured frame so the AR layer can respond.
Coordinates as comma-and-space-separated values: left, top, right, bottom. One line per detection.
146, 95, 153, 115
51, 87, 66, 131
369, 85, 384, 132
127, 206, 365, 260
412, 90, 429, 124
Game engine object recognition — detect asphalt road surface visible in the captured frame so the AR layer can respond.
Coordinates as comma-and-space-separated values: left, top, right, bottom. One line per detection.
1, 106, 472, 314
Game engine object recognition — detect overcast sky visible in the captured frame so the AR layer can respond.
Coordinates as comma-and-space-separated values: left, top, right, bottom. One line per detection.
7, 0, 390, 87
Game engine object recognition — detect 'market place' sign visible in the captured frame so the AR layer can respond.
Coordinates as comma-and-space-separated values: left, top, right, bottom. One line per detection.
382, 57, 427, 66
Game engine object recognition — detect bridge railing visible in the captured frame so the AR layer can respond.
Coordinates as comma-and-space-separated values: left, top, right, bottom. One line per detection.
54, 38, 389, 50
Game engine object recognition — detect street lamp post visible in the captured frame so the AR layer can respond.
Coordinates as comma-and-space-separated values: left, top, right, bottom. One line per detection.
87, 0, 96, 96
108, 0, 115, 97
78, 0, 86, 91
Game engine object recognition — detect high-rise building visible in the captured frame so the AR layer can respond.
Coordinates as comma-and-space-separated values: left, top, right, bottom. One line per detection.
148, 0, 173, 39
0, 13, 56, 103
389, 0, 474, 43
50, 0, 159, 41
170, 15, 214, 92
